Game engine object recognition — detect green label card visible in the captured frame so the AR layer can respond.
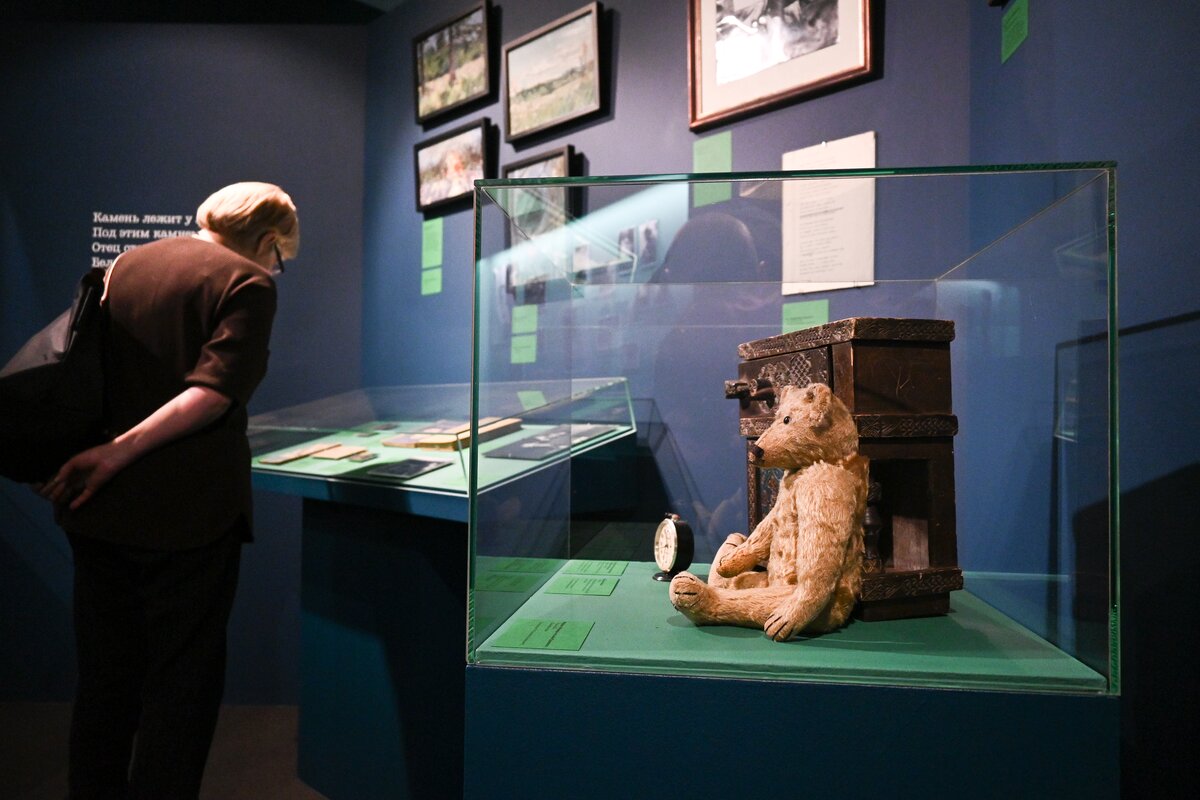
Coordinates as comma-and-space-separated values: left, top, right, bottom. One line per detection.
563, 560, 629, 577
511, 333, 537, 364
475, 572, 543, 593
693, 131, 733, 207
512, 304, 538, 334
518, 390, 548, 410
544, 575, 619, 596
492, 619, 594, 651
421, 267, 443, 296
487, 557, 560, 574
1002, 0, 1029, 63
782, 299, 829, 333
422, 218, 443, 268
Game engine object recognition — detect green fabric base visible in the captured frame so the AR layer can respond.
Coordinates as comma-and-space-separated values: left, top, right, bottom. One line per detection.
473, 560, 1108, 694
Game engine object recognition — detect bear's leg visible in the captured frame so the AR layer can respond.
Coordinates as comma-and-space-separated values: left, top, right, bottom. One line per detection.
669, 575, 796, 629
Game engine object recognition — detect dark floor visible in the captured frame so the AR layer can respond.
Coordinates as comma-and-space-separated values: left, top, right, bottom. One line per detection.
0, 703, 326, 799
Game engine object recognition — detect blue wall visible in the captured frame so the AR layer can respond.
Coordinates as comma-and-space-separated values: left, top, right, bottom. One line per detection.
0, 23, 367, 703
361, 0, 971, 388
967, 4, 1200, 794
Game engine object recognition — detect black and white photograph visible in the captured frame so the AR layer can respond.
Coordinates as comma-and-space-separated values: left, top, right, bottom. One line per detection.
689, 0, 873, 129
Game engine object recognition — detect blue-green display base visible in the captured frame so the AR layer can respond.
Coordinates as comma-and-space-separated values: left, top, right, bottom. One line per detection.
474, 560, 1107, 694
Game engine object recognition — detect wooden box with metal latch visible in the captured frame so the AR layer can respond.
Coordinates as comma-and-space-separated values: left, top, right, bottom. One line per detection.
725, 317, 963, 621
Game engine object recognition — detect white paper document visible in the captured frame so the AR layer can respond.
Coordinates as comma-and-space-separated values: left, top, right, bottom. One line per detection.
781, 131, 876, 295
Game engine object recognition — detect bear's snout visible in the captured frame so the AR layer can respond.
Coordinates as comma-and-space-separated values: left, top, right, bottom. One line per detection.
748, 443, 764, 463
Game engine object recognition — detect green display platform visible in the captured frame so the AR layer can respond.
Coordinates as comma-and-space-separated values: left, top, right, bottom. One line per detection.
474, 560, 1108, 694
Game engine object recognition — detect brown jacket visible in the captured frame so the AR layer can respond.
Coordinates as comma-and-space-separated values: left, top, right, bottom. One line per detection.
60, 236, 277, 549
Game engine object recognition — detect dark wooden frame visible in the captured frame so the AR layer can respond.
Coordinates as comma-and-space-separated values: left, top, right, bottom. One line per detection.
414, 1, 492, 124
503, 2, 602, 141
500, 145, 577, 243
413, 118, 491, 213
687, 0, 874, 131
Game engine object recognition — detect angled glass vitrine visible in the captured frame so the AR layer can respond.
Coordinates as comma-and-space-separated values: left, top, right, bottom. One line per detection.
249, 379, 634, 518
468, 164, 1118, 695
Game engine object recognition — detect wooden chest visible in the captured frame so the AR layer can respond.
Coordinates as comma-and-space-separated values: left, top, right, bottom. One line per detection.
727, 317, 963, 621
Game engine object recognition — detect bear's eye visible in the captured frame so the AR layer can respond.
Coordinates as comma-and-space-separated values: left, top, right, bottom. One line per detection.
782, 415, 791, 424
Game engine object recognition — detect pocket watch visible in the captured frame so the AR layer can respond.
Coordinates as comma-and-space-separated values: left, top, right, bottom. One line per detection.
652, 513, 694, 581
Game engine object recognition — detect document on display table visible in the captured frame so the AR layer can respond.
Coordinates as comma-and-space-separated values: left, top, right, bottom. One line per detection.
492, 619, 594, 651
781, 131, 876, 295
544, 575, 619, 596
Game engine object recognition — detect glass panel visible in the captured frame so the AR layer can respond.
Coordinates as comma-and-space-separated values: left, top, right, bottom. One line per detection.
470, 165, 1118, 695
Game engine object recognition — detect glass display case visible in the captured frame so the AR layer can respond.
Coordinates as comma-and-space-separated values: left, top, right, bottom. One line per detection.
249, 379, 635, 517
468, 164, 1119, 695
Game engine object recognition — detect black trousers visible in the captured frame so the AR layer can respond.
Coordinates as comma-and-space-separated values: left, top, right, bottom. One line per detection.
67, 524, 243, 800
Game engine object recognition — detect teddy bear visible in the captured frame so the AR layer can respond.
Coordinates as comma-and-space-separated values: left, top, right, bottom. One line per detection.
669, 382, 869, 640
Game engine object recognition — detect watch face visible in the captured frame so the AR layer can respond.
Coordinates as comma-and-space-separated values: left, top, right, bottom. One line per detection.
654, 518, 678, 571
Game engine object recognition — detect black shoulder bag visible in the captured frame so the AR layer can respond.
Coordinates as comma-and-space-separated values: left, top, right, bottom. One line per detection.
0, 268, 109, 482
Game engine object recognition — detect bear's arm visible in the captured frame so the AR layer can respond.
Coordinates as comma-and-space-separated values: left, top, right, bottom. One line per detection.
764, 463, 862, 640
715, 511, 776, 577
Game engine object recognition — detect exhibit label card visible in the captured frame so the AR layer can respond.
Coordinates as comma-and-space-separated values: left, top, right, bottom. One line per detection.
518, 389, 548, 410
782, 299, 829, 333
475, 572, 543, 593
1002, 0, 1030, 63
422, 218, 443, 268
544, 575, 619, 596
693, 131, 733, 208
563, 559, 628, 576
512, 304, 538, 334
781, 131, 876, 295
421, 266, 443, 296
489, 557, 560, 574
492, 619, 594, 651
511, 333, 537, 364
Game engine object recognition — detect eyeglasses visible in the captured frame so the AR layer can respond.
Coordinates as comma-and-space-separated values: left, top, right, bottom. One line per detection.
272, 243, 286, 276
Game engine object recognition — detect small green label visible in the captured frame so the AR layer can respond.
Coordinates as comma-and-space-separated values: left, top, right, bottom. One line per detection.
512, 304, 538, 335
563, 559, 629, 576
1001, 0, 1029, 63
420, 266, 443, 296
544, 575, 619, 596
475, 572, 543, 593
517, 390, 548, 410
492, 619, 594, 651
511, 333, 538, 364
422, 218, 443, 268
782, 299, 829, 333
693, 131, 733, 207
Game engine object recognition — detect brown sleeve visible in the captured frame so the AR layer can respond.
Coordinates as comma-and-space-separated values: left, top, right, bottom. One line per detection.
184, 276, 277, 407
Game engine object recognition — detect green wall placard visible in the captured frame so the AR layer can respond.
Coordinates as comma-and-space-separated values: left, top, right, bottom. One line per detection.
512, 304, 538, 335
421, 266, 442, 296
1002, 0, 1029, 63
511, 333, 537, 364
422, 217, 443, 268
693, 131, 733, 207
782, 299, 830, 333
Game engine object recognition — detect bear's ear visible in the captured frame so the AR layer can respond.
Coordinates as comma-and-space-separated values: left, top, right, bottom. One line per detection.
799, 383, 833, 430
777, 384, 797, 405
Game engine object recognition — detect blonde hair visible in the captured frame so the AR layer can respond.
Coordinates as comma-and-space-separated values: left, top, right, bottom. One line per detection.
196, 182, 300, 259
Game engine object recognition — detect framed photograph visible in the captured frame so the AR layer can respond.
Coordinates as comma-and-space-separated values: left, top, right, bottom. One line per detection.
501, 145, 576, 241
414, 1, 492, 123
414, 118, 490, 212
504, 3, 603, 141
688, 0, 874, 130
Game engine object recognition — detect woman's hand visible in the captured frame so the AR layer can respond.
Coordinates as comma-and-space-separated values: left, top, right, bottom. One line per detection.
38, 440, 134, 510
